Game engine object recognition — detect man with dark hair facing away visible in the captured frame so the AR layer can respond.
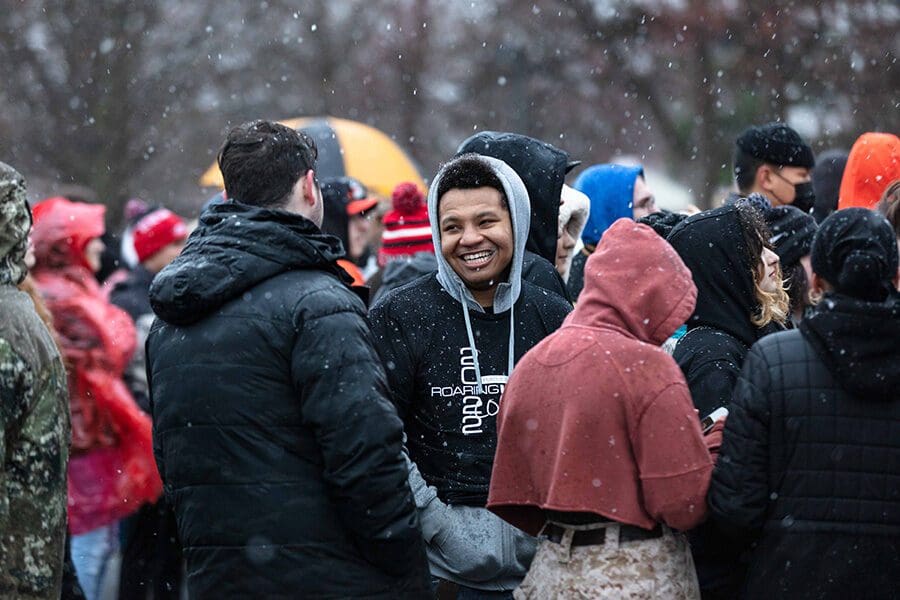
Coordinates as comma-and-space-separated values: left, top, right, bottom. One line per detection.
369, 154, 571, 598
146, 120, 430, 598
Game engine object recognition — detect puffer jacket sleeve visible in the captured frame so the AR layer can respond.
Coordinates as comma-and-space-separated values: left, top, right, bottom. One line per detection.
291, 289, 429, 579
634, 381, 714, 531
708, 343, 771, 536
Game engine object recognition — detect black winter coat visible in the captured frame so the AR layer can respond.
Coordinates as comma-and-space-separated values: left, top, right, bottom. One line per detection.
109, 265, 154, 322
111, 266, 155, 412
522, 250, 571, 303
667, 205, 783, 598
146, 202, 430, 599
709, 293, 900, 599
566, 249, 588, 301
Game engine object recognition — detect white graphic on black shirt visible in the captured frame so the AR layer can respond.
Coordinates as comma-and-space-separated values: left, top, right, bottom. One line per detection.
429, 347, 508, 436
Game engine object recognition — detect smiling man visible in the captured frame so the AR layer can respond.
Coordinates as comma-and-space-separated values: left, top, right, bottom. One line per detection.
369, 154, 571, 598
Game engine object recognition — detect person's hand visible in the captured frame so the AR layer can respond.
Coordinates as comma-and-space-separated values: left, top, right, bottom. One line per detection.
704, 418, 726, 460
422, 502, 522, 582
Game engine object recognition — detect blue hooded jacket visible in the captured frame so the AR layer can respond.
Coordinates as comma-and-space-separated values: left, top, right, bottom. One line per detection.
575, 164, 644, 246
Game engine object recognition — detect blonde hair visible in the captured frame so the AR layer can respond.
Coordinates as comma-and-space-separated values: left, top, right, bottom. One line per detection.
752, 262, 790, 327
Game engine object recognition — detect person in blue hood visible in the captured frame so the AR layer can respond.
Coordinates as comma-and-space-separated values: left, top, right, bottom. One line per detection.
567, 164, 658, 300
369, 153, 571, 598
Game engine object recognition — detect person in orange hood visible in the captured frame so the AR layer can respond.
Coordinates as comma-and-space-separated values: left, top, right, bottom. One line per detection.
838, 132, 900, 210
30, 196, 161, 600
488, 219, 721, 599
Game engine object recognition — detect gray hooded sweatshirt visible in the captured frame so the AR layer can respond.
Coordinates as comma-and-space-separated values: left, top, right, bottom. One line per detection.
387, 155, 568, 591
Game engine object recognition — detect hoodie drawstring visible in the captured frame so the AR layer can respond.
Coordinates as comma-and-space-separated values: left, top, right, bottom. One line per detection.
460, 290, 517, 397
508, 303, 516, 375
461, 299, 484, 395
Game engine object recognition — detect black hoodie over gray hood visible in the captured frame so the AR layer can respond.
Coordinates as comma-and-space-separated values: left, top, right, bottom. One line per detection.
150, 201, 350, 326
456, 131, 570, 265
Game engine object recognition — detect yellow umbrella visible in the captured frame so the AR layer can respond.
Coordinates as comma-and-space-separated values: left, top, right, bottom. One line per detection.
199, 116, 425, 198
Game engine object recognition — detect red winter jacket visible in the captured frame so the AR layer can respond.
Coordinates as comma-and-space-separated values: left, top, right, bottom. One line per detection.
31, 197, 161, 534
488, 219, 715, 535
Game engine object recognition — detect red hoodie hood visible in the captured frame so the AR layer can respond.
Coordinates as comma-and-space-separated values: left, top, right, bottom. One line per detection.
838, 132, 900, 210
569, 219, 697, 344
31, 196, 105, 271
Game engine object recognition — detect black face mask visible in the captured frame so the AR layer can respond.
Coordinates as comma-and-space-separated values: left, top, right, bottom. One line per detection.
792, 181, 815, 213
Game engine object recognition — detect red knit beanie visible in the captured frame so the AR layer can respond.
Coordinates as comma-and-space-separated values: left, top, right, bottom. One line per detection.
377, 182, 433, 267
133, 208, 188, 262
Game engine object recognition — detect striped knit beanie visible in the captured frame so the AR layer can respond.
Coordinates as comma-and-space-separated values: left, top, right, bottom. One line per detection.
378, 182, 433, 267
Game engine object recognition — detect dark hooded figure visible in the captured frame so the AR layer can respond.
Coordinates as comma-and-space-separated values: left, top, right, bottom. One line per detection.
810, 149, 848, 224
456, 131, 576, 302
668, 203, 789, 415
708, 208, 900, 599
667, 202, 789, 599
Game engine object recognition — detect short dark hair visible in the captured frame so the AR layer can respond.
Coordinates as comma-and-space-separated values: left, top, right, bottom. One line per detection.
436, 154, 507, 208
217, 120, 318, 209
733, 146, 766, 193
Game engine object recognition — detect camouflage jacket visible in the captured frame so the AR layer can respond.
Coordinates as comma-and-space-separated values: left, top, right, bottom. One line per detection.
0, 284, 70, 599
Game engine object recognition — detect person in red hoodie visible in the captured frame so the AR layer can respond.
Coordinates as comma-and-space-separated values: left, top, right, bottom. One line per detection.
837, 132, 900, 211
30, 197, 161, 600
488, 219, 721, 599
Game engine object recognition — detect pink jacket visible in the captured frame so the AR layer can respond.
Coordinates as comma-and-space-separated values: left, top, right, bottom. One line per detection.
32, 197, 161, 533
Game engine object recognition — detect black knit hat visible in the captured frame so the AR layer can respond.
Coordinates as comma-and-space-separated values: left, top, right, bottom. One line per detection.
811, 208, 899, 302
637, 209, 688, 239
765, 205, 817, 269
736, 122, 815, 169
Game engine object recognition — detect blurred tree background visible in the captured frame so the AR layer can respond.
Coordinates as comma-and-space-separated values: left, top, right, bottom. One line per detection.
1, 0, 897, 222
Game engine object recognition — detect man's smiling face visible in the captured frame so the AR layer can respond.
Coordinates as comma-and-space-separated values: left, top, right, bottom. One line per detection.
438, 186, 513, 296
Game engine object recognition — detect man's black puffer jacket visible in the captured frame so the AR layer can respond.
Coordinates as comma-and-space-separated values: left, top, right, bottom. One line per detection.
709, 292, 900, 599
146, 201, 431, 599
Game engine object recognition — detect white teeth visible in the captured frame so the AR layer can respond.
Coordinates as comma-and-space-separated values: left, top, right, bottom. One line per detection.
462, 250, 492, 263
